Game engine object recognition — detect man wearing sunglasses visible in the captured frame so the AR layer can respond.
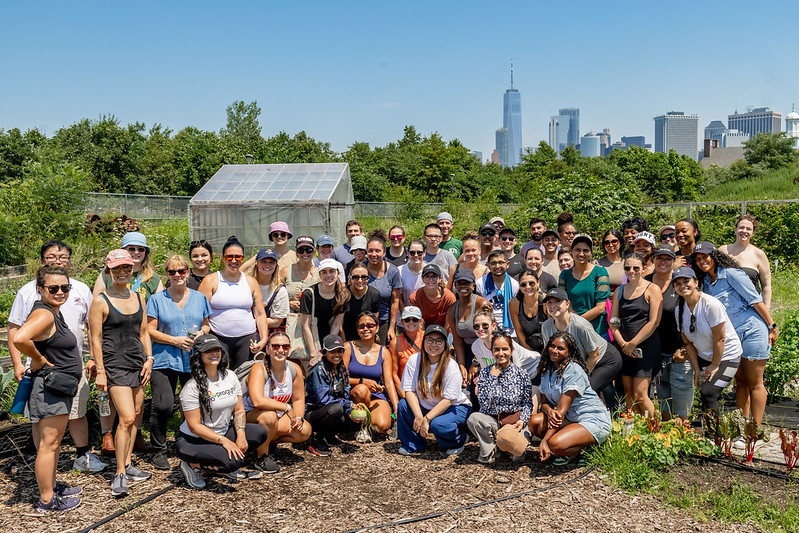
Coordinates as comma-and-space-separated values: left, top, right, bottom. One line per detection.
422, 223, 457, 283
478, 222, 500, 263
499, 228, 525, 280
8, 240, 107, 475
659, 225, 679, 252
436, 212, 462, 260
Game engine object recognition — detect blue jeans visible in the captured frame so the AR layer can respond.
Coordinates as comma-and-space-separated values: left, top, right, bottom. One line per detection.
656, 356, 694, 418
397, 398, 470, 453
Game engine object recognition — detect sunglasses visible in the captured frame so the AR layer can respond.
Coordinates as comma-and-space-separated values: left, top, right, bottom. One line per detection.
408, 250, 425, 256
402, 317, 420, 323
190, 239, 210, 247
388, 235, 404, 241
357, 322, 378, 330
271, 232, 288, 238
519, 281, 537, 288
603, 239, 620, 246
125, 246, 147, 254
111, 265, 133, 272
623, 266, 642, 272
166, 268, 188, 276
480, 231, 496, 237
500, 236, 516, 241
297, 247, 315, 255
270, 343, 291, 351
44, 284, 72, 294
350, 274, 369, 281
661, 232, 676, 241
224, 254, 244, 261
689, 314, 696, 333
473, 323, 491, 331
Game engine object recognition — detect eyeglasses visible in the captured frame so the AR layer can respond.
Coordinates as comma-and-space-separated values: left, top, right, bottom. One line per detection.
488, 261, 506, 267
357, 323, 378, 330
422, 273, 440, 279
424, 234, 442, 240
350, 274, 369, 281
500, 236, 516, 241
388, 235, 404, 241
480, 231, 496, 237
519, 281, 537, 288
44, 254, 70, 262
271, 232, 288, 238
125, 246, 147, 254
623, 266, 642, 272
111, 265, 133, 273
166, 268, 188, 276
270, 343, 291, 351
603, 239, 620, 246
403, 317, 420, 323
297, 247, 315, 254
408, 250, 425, 256
44, 284, 71, 294
689, 314, 696, 333
473, 323, 491, 331
660, 232, 676, 241
224, 254, 244, 261
424, 337, 446, 346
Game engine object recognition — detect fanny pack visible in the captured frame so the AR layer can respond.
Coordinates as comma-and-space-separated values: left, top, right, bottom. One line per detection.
40, 367, 79, 397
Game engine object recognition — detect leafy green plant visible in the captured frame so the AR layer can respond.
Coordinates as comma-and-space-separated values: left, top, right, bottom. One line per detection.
765, 311, 799, 400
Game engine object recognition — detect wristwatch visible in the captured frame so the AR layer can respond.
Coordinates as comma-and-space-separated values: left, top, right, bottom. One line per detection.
609, 317, 620, 326
769, 323, 778, 330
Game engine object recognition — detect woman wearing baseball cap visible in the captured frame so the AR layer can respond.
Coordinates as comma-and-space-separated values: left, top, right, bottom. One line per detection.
251, 248, 289, 336
389, 306, 425, 399
280, 236, 320, 315
93, 232, 163, 302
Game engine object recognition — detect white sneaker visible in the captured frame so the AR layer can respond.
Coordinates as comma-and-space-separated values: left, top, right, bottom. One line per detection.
180, 461, 206, 490
445, 445, 465, 457
732, 436, 746, 450
73, 452, 107, 474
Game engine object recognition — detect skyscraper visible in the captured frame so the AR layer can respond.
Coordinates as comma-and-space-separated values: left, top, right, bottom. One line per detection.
581, 133, 601, 158
495, 128, 509, 168
787, 107, 799, 149
495, 63, 522, 168
548, 108, 580, 153
560, 108, 580, 148
728, 107, 782, 137
653, 112, 700, 160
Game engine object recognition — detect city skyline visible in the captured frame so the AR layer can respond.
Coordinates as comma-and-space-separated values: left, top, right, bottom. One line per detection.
1, 2, 797, 162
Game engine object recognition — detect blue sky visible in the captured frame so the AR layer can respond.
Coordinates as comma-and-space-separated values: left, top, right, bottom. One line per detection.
1, 1, 796, 159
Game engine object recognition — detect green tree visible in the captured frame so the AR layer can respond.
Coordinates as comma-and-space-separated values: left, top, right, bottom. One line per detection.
743, 132, 799, 170
220, 100, 262, 153
172, 127, 223, 195
0, 128, 47, 183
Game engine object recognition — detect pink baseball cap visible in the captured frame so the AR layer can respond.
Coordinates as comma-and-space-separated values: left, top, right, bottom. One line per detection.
105, 249, 134, 268
269, 221, 292, 241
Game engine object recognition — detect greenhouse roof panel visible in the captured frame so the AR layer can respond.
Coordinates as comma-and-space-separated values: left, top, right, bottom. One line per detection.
190, 163, 351, 204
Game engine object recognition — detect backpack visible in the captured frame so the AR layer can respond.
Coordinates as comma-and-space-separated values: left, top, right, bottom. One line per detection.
236, 352, 297, 398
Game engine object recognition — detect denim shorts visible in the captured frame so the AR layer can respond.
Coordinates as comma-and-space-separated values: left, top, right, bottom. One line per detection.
738, 318, 770, 361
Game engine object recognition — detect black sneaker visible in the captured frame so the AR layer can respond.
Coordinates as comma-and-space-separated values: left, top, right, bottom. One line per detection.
37, 493, 81, 513
54, 482, 82, 497
323, 434, 343, 446
152, 450, 170, 471
307, 438, 332, 457
253, 454, 280, 474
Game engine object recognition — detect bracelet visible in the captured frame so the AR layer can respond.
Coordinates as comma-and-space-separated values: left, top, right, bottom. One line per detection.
216, 436, 222, 444
359, 377, 363, 384
146, 355, 154, 361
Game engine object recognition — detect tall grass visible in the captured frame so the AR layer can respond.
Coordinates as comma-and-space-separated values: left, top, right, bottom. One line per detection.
703, 165, 799, 201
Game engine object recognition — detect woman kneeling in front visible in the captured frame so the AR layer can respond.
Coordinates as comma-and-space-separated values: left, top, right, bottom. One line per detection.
397, 325, 471, 456
529, 331, 611, 466
175, 334, 268, 489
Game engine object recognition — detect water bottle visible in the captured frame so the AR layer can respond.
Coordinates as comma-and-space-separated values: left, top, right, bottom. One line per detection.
97, 391, 111, 417
10, 372, 33, 414
187, 324, 199, 339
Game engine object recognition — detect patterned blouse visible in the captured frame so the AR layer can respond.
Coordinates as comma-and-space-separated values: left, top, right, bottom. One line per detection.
476, 363, 533, 424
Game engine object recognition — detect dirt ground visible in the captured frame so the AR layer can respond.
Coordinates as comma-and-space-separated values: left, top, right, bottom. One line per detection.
0, 434, 773, 533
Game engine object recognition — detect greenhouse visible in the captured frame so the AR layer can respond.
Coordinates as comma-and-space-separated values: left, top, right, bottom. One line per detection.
189, 162, 354, 252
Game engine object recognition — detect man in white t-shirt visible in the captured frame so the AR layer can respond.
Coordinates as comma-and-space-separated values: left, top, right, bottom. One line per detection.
8, 240, 106, 474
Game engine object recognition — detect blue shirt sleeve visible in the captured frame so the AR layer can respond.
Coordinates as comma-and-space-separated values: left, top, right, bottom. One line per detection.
724, 267, 763, 306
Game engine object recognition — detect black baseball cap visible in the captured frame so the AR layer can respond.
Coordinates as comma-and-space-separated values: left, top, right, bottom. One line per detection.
193, 333, 222, 353
653, 244, 676, 259
692, 241, 717, 255
452, 268, 475, 284
424, 324, 447, 338
322, 334, 345, 351
422, 264, 442, 277
543, 287, 569, 302
479, 222, 497, 235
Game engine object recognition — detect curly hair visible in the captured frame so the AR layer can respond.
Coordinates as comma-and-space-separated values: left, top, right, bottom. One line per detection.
689, 249, 742, 290
621, 216, 649, 233
536, 331, 587, 381
189, 339, 230, 421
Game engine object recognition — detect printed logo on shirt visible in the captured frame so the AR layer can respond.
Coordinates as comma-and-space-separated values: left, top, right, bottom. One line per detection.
208, 386, 237, 402
271, 394, 291, 403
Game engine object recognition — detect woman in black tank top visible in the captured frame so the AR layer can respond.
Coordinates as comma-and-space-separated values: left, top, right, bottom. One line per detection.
14, 265, 83, 512
89, 249, 153, 497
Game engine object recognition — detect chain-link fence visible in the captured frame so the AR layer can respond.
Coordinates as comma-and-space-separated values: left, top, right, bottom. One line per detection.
83, 193, 191, 220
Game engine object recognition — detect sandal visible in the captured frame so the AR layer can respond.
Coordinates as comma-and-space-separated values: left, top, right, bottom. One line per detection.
552, 454, 578, 466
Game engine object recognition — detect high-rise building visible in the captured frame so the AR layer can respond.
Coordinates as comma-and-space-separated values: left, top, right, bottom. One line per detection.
471, 151, 483, 163
495, 63, 522, 168
495, 128, 509, 168
704, 120, 727, 140
581, 133, 601, 158
786, 107, 799, 149
621, 136, 647, 149
559, 108, 580, 148
653, 112, 700, 160
598, 129, 611, 155
547, 108, 580, 153
728, 107, 782, 137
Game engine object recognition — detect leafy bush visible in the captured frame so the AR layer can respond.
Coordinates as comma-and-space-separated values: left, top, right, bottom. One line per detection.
765, 312, 799, 399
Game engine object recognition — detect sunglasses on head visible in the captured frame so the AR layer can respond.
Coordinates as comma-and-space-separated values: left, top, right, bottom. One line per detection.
190, 239, 210, 247
125, 246, 147, 254
350, 274, 369, 281
44, 284, 71, 294
166, 268, 188, 276
111, 264, 133, 272
408, 250, 424, 256
661, 232, 676, 241
297, 247, 315, 254
224, 254, 244, 261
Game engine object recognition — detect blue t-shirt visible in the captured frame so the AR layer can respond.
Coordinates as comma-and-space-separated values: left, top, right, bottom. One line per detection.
539, 361, 610, 430
368, 263, 402, 323
703, 266, 764, 331
147, 289, 212, 372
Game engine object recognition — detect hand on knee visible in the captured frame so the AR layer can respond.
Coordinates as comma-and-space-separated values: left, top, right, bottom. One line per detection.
350, 384, 371, 404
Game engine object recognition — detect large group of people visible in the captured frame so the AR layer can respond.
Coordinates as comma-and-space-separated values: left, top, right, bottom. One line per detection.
7, 210, 780, 512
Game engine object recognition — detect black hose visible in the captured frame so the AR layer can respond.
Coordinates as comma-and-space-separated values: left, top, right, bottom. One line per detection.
338, 466, 595, 533
698, 455, 795, 481
75, 484, 175, 533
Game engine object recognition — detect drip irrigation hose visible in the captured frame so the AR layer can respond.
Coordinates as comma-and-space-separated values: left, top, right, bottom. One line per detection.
695, 454, 795, 481
339, 466, 595, 533
76, 484, 175, 533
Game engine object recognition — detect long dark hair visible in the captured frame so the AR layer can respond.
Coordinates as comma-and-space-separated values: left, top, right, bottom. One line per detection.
689, 249, 741, 290
536, 331, 586, 381
189, 339, 230, 421
264, 330, 292, 390
602, 228, 625, 255
515, 269, 539, 302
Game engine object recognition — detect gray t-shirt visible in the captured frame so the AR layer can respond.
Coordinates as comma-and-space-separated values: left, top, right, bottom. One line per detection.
179, 370, 242, 437
541, 314, 607, 363
424, 249, 457, 282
